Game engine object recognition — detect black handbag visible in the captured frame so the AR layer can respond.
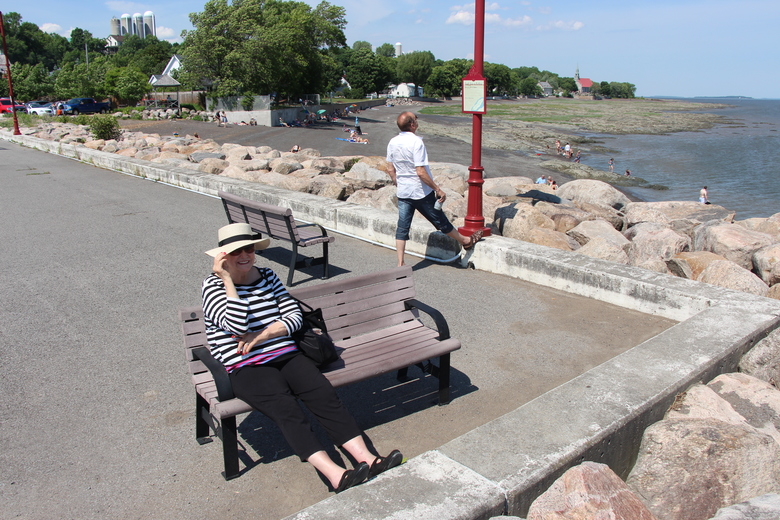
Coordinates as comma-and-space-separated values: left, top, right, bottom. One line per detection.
291, 298, 339, 367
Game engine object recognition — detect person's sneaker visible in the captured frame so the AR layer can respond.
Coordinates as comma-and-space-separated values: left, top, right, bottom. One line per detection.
368, 450, 404, 478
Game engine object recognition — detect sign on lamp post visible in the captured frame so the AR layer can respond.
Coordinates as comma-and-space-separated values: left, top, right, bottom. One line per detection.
458, 0, 491, 238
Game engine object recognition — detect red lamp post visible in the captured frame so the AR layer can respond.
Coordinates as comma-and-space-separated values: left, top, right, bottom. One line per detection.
458, 0, 491, 238
0, 11, 21, 136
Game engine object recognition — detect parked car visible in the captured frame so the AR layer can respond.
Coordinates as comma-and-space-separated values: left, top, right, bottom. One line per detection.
62, 97, 111, 115
26, 101, 54, 116
0, 98, 27, 114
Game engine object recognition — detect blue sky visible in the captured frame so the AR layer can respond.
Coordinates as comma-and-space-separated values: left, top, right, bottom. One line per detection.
11, 0, 779, 98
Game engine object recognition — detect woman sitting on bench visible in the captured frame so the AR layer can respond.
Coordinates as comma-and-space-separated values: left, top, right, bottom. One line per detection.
202, 223, 402, 493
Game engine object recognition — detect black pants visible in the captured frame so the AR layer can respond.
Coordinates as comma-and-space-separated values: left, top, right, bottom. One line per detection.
229, 353, 362, 461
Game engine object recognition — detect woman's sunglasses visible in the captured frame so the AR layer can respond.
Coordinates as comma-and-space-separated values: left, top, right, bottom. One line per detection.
228, 245, 256, 256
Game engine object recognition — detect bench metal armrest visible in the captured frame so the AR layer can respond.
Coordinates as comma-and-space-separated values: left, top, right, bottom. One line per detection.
192, 346, 235, 401
404, 298, 451, 340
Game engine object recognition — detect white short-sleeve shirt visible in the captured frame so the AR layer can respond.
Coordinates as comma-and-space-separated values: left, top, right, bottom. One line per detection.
386, 131, 434, 200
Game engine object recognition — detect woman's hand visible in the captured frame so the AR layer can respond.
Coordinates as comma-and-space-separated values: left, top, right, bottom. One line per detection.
236, 330, 262, 355
235, 321, 290, 356
212, 252, 231, 281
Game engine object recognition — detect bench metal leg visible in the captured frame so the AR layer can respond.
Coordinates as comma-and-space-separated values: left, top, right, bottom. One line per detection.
322, 242, 330, 280
287, 242, 298, 286
195, 394, 212, 444
220, 416, 241, 480
437, 354, 451, 406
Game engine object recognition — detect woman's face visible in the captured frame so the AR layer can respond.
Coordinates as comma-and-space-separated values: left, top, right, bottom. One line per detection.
223, 246, 256, 276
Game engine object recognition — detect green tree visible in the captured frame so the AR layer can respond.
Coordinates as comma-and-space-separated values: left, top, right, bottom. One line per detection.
519, 76, 542, 97
599, 81, 611, 97
10, 63, 53, 100
54, 58, 111, 100
105, 67, 150, 105
396, 50, 434, 96
345, 47, 391, 97
181, 0, 347, 98
609, 82, 636, 98
375, 43, 395, 58
351, 40, 372, 52
425, 65, 460, 98
558, 77, 577, 96
484, 62, 516, 96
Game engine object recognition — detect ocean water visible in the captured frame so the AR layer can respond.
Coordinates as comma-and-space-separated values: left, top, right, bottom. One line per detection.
584, 98, 780, 220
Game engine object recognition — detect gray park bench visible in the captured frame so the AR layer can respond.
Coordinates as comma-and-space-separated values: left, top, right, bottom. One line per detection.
219, 190, 334, 286
179, 265, 461, 480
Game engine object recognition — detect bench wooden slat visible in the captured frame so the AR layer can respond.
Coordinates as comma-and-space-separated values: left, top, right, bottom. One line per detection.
290, 266, 413, 301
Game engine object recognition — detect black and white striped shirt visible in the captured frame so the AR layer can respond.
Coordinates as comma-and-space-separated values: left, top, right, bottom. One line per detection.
201, 267, 303, 372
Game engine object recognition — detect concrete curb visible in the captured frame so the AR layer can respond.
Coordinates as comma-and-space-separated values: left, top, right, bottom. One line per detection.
5, 130, 780, 519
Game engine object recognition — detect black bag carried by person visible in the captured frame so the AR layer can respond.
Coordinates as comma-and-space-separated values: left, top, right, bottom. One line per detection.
291, 298, 339, 367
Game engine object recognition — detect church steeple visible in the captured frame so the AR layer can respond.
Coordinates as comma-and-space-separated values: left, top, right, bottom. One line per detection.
575, 66, 580, 80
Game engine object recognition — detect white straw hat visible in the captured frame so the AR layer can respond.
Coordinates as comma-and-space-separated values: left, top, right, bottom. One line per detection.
205, 223, 270, 257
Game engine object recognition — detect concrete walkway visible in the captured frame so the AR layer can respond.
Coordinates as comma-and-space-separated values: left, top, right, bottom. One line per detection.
0, 138, 676, 519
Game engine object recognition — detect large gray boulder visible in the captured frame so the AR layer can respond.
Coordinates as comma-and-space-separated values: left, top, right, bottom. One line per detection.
343, 161, 392, 184
307, 175, 350, 200
574, 201, 627, 231
189, 151, 226, 163
270, 158, 303, 174
708, 373, 780, 444
694, 221, 775, 270
197, 157, 229, 174
624, 201, 735, 226
623, 222, 691, 266
494, 203, 555, 240
575, 236, 630, 264
669, 251, 728, 280
524, 227, 580, 252
345, 185, 398, 212
697, 260, 769, 296
740, 328, 780, 387
627, 418, 780, 520
556, 179, 631, 210
567, 219, 630, 247
709, 494, 780, 520
752, 244, 780, 286
527, 462, 658, 520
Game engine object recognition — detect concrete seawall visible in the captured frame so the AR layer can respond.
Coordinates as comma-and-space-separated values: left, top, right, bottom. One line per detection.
5, 130, 780, 518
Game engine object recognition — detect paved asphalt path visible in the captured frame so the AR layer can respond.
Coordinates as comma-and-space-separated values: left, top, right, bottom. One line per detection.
0, 139, 672, 519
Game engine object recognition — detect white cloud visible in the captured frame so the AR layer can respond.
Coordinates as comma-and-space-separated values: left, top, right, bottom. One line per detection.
449, 5, 532, 26
40, 23, 62, 34
156, 26, 175, 38
487, 13, 532, 26
446, 9, 474, 24
537, 20, 584, 31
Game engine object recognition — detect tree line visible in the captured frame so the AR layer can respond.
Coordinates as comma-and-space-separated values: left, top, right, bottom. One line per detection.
1, 0, 636, 106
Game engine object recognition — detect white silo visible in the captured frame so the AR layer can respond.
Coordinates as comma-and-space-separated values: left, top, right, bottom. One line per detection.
395, 42, 402, 57
143, 11, 156, 38
110, 17, 121, 36
132, 13, 143, 36
120, 13, 131, 35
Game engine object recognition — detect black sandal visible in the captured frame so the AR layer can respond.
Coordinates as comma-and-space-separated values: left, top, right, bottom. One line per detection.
368, 450, 404, 479
335, 462, 369, 493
